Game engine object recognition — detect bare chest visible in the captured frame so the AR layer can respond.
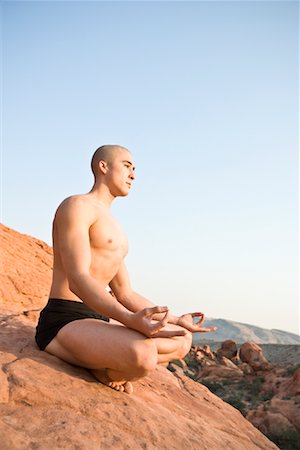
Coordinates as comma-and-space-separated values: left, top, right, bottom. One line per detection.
89, 215, 128, 258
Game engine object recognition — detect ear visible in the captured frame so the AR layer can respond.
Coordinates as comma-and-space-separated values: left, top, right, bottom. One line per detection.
98, 160, 108, 175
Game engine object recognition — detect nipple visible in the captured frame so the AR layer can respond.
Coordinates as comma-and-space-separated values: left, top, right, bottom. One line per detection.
108, 239, 113, 244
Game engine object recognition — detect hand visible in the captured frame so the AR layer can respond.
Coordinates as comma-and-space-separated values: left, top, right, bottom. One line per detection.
175, 312, 217, 333
128, 306, 186, 338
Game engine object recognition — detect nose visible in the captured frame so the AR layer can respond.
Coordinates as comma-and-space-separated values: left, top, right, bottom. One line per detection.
130, 170, 135, 180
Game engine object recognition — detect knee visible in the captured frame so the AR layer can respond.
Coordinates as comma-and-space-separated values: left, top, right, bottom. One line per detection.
130, 339, 157, 376
177, 331, 192, 359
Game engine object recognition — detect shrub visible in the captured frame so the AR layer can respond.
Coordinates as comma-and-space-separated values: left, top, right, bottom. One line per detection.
267, 430, 300, 450
226, 396, 246, 415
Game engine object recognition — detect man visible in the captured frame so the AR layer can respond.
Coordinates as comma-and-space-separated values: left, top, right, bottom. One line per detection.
36, 145, 216, 394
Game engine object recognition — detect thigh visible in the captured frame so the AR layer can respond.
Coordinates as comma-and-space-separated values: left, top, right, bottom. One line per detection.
105, 319, 191, 355
45, 318, 150, 371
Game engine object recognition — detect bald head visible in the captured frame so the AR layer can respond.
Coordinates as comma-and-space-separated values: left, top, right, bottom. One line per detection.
91, 145, 130, 180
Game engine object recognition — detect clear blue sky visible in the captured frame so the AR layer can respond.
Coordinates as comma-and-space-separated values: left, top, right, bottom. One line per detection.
1, 1, 299, 334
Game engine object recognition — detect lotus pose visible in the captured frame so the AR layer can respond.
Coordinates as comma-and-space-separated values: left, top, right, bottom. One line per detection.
35, 145, 216, 393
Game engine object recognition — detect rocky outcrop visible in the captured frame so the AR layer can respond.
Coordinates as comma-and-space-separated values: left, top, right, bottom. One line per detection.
246, 367, 300, 446
240, 342, 271, 371
0, 311, 279, 450
0, 223, 52, 313
216, 340, 238, 360
182, 341, 300, 449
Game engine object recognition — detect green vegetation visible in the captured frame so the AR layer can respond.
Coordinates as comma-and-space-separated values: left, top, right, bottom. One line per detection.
184, 370, 197, 381
185, 358, 199, 371
261, 390, 274, 402
225, 396, 246, 415
284, 364, 300, 377
201, 380, 223, 395
266, 430, 300, 450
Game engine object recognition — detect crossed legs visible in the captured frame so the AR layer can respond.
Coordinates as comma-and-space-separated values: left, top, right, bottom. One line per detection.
44, 317, 192, 393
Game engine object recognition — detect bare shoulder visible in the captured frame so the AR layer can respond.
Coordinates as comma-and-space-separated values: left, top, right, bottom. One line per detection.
54, 195, 98, 228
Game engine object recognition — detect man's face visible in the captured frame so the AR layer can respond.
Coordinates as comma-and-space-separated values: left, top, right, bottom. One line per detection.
107, 149, 135, 197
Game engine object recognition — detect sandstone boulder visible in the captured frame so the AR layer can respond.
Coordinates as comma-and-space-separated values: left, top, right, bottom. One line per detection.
240, 342, 271, 371
197, 364, 244, 380
216, 339, 238, 360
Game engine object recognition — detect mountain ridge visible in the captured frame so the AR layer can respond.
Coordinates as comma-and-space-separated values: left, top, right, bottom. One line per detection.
193, 318, 300, 345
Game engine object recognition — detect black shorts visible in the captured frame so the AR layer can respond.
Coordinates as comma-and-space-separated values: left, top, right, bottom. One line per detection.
35, 298, 110, 351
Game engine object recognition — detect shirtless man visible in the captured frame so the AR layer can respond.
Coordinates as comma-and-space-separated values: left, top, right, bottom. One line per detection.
35, 145, 216, 394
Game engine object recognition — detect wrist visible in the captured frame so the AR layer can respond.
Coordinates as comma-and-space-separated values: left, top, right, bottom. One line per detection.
119, 310, 135, 328
169, 314, 179, 325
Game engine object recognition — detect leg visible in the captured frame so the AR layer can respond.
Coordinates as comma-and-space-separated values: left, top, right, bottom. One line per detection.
45, 318, 158, 394
154, 326, 192, 365
110, 316, 193, 366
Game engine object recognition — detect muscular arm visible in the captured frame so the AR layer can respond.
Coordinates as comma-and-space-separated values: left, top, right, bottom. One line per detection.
110, 261, 217, 334
56, 198, 134, 325
109, 262, 176, 322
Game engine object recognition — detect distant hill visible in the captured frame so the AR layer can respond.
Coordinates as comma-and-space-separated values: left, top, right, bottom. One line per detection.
193, 318, 300, 345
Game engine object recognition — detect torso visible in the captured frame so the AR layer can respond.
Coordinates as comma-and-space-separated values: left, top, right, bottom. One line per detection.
49, 194, 128, 301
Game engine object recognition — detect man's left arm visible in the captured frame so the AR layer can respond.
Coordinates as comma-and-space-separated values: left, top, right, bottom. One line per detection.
109, 262, 172, 321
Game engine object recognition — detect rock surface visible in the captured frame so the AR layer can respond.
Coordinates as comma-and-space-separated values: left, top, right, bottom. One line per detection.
216, 339, 238, 360
239, 342, 271, 371
0, 224, 279, 449
0, 311, 279, 450
0, 223, 52, 313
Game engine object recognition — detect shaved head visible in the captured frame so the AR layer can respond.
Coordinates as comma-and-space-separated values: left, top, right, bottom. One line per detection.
91, 145, 130, 179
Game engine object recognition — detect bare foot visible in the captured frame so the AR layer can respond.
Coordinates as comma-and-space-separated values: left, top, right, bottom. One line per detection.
91, 369, 133, 394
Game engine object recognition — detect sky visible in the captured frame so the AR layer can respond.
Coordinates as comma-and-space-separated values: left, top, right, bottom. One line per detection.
1, 0, 299, 335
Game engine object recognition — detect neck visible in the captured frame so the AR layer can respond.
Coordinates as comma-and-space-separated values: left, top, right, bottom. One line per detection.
88, 183, 115, 208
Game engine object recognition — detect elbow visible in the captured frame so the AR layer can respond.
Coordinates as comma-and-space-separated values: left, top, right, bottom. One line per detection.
114, 288, 133, 303
68, 279, 78, 295
68, 272, 89, 296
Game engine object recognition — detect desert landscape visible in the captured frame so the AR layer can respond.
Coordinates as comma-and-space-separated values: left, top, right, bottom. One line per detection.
0, 223, 298, 449
169, 340, 300, 450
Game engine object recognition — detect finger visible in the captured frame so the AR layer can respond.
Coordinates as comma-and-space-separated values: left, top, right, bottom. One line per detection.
150, 310, 171, 333
195, 316, 205, 326
151, 329, 187, 338
191, 312, 204, 321
188, 312, 204, 327
197, 326, 217, 333
144, 306, 169, 317
160, 309, 171, 327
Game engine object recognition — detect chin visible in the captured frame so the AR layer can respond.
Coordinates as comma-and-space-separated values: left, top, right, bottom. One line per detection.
116, 189, 129, 197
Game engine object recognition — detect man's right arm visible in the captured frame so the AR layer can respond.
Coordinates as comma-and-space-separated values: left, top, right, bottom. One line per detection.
56, 197, 134, 324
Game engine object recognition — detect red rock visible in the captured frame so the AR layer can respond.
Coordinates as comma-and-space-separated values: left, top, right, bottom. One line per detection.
198, 364, 244, 380
240, 342, 271, 371
0, 225, 279, 449
216, 340, 238, 360
0, 224, 52, 314
239, 362, 254, 375
202, 345, 215, 360
219, 356, 239, 369
283, 367, 300, 397
247, 408, 297, 437
0, 369, 9, 403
